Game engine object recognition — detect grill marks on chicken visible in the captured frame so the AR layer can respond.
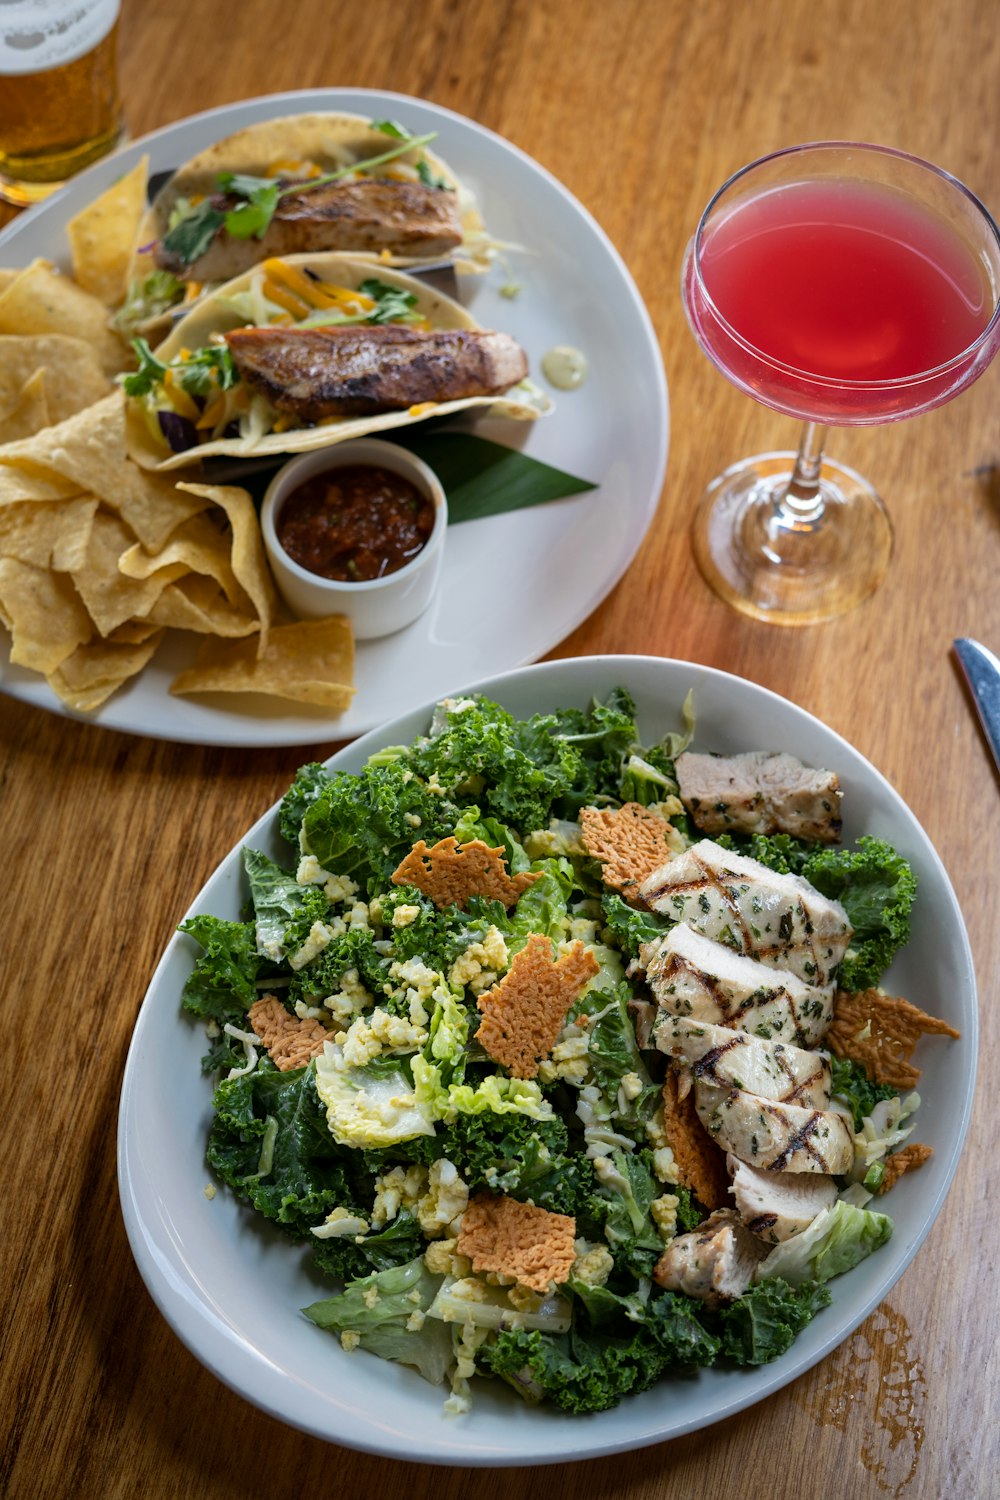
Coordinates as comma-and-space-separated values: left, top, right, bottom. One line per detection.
656, 1014, 832, 1108
639, 838, 852, 987
224, 324, 529, 422
154, 178, 464, 282
645, 922, 835, 1049
653, 1208, 768, 1304
694, 1083, 855, 1175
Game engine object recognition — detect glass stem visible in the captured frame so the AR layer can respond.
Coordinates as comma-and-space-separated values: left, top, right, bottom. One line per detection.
776, 420, 828, 529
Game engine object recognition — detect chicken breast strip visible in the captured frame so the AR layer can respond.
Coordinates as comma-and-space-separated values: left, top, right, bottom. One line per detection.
674, 750, 843, 843
638, 839, 852, 987
644, 923, 835, 1048
656, 1013, 832, 1108
695, 1081, 855, 1175
727, 1155, 838, 1244
653, 1208, 768, 1303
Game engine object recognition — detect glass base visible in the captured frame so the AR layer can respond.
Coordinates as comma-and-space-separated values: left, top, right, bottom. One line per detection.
691, 451, 893, 625
0, 122, 126, 207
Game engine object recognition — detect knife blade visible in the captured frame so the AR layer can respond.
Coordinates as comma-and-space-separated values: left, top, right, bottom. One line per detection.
954, 637, 1000, 775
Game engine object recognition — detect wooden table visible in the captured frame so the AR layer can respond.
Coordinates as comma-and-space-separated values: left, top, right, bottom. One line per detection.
3, 1, 998, 1495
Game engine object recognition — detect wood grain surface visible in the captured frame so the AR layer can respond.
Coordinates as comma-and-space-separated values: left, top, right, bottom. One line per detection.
2, 1, 999, 1496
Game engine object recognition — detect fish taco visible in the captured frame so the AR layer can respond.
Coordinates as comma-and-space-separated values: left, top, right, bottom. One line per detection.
121, 252, 548, 470
117, 112, 498, 339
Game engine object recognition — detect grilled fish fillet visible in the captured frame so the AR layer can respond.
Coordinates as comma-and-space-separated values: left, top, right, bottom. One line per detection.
225, 324, 529, 421
645, 923, 835, 1048
695, 1081, 855, 1175
638, 838, 852, 987
653, 1208, 768, 1303
675, 749, 842, 843
727, 1155, 837, 1244
656, 1013, 832, 1108
154, 179, 464, 281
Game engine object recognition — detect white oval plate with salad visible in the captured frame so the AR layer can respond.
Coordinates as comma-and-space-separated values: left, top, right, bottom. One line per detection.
116, 655, 976, 1464
0, 88, 667, 747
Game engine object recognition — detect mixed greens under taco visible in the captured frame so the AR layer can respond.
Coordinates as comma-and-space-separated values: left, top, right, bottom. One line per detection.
121, 252, 548, 470
116, 112, 498, 340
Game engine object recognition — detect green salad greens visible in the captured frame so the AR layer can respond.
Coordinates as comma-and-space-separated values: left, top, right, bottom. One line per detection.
181, 688, 922, 1416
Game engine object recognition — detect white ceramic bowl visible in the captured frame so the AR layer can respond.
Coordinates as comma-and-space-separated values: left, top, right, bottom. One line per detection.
260, 438, 447, 640
117, 655, 976, 1467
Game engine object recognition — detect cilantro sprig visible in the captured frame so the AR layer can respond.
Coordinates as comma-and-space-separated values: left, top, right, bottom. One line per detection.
160, 128, 441, 267
121, 337, 238, 400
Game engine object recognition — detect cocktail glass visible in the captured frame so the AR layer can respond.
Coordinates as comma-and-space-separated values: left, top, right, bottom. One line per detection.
682, 142, 1000, 624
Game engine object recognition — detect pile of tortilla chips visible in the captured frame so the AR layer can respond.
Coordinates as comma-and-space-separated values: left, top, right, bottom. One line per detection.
0, 158, 354, 715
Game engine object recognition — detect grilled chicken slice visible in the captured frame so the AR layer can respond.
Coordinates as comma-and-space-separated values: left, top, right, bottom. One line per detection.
154, 178, 463, 281
657, 1013, 832, 1107
727, 1155, 837, 1244
653, 1208, 768, 1304
675, 750, 843, 843
628, 997, 657, 1050
695, 1081, 855, 1175
225, 324, 528, 422
645, 924, 835, 1048
638, 839, 852, 987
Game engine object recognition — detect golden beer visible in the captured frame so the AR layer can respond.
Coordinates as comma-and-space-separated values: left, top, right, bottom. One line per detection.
0, 1, 124, 206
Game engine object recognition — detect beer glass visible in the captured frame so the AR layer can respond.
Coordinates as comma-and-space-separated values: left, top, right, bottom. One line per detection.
0, 0, 125, 207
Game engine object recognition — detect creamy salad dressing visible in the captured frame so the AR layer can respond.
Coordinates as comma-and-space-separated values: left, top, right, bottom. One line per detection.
541, 344, 588, 390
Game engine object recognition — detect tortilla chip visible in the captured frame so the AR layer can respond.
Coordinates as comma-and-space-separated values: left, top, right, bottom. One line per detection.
0, 556, 92, 672
0, 368, 50, 443
66, 156, 149, 305
46, 629, 164, 711
0, 495, 98, 570
146, 572, 260, 637
118, 509, 247, 606
0, 461, 82, 505
177, 481, 278, 646
169, 615, 354, 708
0, 259, 127, 378
69, 509, 188, 635
0, 334, 111, 426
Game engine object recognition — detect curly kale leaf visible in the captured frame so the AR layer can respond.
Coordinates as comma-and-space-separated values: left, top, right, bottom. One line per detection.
365, 1111, 588, 1210
802, 836, 918, 990
829, 1054, 899, 1131
483, 1295, 720, 1414
310, 1212, 427, 1283
278, 761, 334, 847
287, 926, 388, 1007
243, 847, 330, 960
301, 762, 456, 890
179, 912, 261, 1026
207, 1063, 355, 1235
711, 1278, 832, 1366
715, 831, 816, 875
600, 891, 672, 963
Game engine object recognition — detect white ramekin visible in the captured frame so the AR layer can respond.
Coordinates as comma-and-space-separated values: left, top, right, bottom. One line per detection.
260, 438, 447, 641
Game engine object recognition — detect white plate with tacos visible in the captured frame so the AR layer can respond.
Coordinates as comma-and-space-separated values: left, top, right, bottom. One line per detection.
0, 89, 668, 747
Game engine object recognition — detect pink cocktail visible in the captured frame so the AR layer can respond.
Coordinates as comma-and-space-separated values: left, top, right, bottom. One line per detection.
682, 143, 1000, 623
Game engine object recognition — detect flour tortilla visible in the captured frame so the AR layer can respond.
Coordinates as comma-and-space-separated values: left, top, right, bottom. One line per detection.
124, 252, 547, 472
128, 110, 491, 306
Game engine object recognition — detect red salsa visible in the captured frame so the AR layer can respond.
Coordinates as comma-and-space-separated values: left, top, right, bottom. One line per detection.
276, 464, 436, 583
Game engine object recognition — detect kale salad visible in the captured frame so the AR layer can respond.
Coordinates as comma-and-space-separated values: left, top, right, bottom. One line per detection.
180, 688, 930, 1416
